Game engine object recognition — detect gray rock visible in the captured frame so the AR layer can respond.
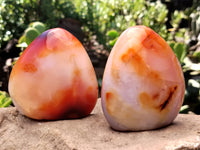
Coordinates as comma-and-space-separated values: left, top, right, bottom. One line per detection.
0, 99, 200, 150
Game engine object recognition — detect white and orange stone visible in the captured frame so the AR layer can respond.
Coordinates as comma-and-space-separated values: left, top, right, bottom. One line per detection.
9, 28, 98, 120
101, 26, 185, 131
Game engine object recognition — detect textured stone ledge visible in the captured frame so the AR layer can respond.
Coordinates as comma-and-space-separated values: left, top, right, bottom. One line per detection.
0, 99, 200, 150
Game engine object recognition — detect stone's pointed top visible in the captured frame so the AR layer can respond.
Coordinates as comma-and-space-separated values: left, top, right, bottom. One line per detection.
0, 99, 200, 150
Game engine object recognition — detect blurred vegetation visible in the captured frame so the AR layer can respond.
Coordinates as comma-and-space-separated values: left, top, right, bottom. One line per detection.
0, 0, 78, 49
0, 0, 200, 113
0, 91, 12, 107
17, 21, 46, 49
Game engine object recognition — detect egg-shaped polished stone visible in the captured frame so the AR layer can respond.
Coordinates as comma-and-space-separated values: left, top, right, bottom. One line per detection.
9, 28, 98, 120
101, 26, 185, 131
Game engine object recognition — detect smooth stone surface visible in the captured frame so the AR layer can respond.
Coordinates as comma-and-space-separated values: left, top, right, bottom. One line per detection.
0, 99, 200, 150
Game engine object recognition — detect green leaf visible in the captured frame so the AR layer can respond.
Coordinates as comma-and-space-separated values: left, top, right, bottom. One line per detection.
0, 91, 12, 108
24, 27, 40, 45
170, 42, 187, 64
109, 38, 118, 47
193, 51, 200, 61
169, 41, 175, 49
18, 35, 25, 44
107, 29, 119, 40
30, 21, 46, 34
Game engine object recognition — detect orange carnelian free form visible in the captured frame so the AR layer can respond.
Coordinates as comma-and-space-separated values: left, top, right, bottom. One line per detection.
9, 28, 98, 120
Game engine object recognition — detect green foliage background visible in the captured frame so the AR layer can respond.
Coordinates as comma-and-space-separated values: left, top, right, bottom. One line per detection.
0, 0, 77, 49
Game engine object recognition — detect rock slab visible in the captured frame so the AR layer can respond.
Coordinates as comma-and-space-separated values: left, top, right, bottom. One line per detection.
0, 99, 200, 150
